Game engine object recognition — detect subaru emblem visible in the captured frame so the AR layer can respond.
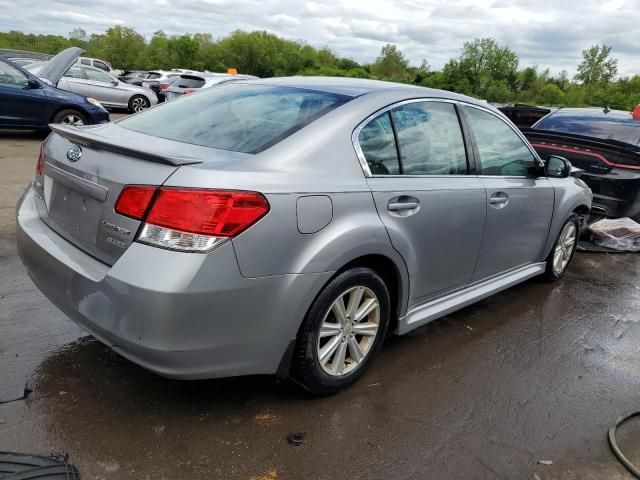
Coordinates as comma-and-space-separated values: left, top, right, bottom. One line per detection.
66, 145, 82, 162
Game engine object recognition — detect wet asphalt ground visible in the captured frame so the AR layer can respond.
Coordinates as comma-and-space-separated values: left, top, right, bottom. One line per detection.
1, 116, 640, 479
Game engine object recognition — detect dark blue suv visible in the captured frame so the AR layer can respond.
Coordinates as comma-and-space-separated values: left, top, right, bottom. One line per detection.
0, 48, 109, 131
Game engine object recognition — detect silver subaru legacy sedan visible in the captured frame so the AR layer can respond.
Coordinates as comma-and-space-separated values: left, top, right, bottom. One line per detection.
16, 77, 592, 394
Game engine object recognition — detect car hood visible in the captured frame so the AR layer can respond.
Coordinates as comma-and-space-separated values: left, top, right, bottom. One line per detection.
37, 47, 85, 85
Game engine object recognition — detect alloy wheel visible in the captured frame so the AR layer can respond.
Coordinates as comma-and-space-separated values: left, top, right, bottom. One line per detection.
132, 97, 149, 112
61, 114, 84, 126
316, 286, 380, 376
553, 221, 577, 275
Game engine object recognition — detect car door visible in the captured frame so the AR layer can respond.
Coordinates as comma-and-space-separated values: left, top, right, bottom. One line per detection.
462, 105, 554, 280
84, 67, 123, 107
60, 65, 91, 97
0, 60, 47, 127
358, 100, 486, 307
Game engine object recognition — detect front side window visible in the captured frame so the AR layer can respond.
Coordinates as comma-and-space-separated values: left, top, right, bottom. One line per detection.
80, 58, 91, 65
465, 106, 538, 176
118, 84, 351, 154
358, 113, 400, 175
391, 102, 467, 175
0, 61, 29, 87
94, 61, 109, 71
85, 68, 114, 83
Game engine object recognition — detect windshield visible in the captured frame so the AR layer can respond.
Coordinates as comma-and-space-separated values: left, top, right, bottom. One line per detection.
118, 83, 351, 153
536, 112, 640, 145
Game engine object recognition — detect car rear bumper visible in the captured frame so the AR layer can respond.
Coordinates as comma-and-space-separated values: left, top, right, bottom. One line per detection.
583, 168, 640, 218
17, 186, 331, 379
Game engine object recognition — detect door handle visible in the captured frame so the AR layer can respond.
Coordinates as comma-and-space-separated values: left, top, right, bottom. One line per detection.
388, 201, 419, 211
489, 192, 509, 208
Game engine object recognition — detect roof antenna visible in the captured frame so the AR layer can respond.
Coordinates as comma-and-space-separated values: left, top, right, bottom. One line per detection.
603, 106, 611, 114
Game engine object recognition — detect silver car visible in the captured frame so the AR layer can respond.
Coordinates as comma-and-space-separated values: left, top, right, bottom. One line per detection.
29, 62, 157, 113
165, 73, 258, 100
16, 78, 592, 394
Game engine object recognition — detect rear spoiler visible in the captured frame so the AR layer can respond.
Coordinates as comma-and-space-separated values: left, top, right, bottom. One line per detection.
49, 124, 202, 166
521, 127, 640, 156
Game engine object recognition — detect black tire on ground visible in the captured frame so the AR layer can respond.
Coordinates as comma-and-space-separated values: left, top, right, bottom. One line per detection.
128, 95, 150, 113
292, 267, 390, 395
51, 109, 87, 126
543, 214, 580, 281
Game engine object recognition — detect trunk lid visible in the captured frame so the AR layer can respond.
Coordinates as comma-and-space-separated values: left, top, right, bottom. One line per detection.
33, 123, 210, 266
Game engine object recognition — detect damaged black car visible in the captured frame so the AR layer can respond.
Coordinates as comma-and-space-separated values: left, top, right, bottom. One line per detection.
520, 107, 640, 221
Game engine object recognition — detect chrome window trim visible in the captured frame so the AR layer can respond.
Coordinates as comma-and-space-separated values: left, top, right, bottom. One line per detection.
352, 98, 462, 178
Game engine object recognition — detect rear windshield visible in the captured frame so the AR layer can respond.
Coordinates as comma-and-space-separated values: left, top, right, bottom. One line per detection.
118, 84, 351, 153
536, 113, 640, 145
174, 75, 206, 89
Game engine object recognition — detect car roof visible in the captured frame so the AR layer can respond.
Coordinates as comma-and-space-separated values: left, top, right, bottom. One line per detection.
239, 76, 489, 105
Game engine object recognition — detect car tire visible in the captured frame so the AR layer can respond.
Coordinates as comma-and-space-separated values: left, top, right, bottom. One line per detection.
292, 267, 390, 395
129, 95, 150, 113
543, 214, 580, 281
51, 109, 87, 126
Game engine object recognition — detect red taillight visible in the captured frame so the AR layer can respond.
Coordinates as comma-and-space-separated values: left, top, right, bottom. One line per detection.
114, 185, 157, 220
183, 89, 194, 94
146, 188, 269, 237
36, 145, 44, 176
159, 85, 169, 91
115, 187, 269, 237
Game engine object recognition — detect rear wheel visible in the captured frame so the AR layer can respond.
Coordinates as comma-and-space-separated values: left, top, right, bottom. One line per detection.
293, 268, 390, 395
543, 214, 579, 281
52, 109, 87, 126
129, 95, 150, 113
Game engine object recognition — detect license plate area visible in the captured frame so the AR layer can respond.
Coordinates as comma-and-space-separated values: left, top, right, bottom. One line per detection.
48, 181, 102, 245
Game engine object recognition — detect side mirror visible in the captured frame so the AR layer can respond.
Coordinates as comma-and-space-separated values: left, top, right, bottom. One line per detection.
545, 155, 572, 178
27, 79, 40, 89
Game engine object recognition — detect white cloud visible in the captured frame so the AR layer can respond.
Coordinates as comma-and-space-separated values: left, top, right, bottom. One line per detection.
0, 0, 638, 76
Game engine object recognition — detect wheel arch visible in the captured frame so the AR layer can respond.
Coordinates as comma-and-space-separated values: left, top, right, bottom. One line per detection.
49, 105, 89, 124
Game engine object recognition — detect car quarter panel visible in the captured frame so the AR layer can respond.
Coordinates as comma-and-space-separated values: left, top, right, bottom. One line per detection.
17, 187, 332, 378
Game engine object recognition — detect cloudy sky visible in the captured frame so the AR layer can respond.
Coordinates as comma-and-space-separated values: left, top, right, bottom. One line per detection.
1, 0, 639, 76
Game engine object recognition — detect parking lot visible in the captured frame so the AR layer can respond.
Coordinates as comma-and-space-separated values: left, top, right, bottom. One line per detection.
1, 116, 640, 479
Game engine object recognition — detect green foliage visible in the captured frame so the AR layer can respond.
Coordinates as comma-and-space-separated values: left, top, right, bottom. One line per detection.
575, 44, 618, 85
1, 27, 638, 111
370, 44, 411, 83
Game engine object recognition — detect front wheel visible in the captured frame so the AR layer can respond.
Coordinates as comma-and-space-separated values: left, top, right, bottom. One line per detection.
51, 109, 87, 126
293, 268, 390, 395
543, 214, 579, 281
129, 95, 150, 113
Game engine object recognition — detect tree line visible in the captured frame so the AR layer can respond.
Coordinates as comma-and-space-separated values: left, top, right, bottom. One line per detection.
1, 26, 638, 110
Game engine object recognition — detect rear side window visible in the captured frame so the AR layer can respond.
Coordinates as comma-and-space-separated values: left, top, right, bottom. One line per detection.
357, 101, 467, 176
118, 84, 351, 153
465, 106, 538, 176
536, 113, 640, 145
175, 76, 206, 88
80, 58, 91, 65
147, 72, 161, 79
391, 102, 467, 175
358, 113, 400, 175
94, 61, 109, 71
